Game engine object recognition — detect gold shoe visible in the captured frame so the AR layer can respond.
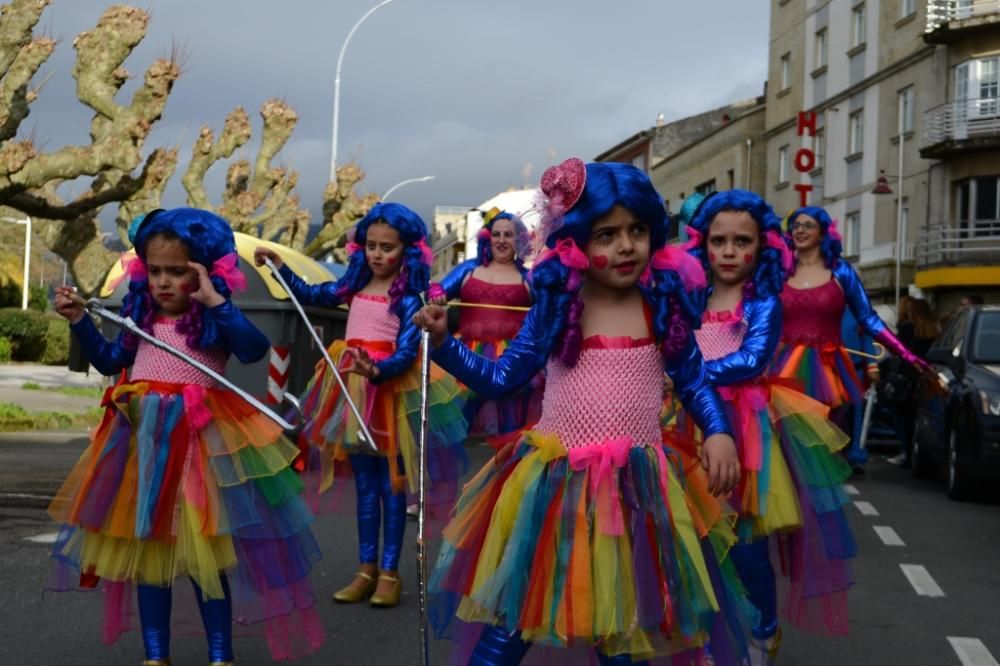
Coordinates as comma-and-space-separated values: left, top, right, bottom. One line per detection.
333, 570, 377, 603
369, 573, 401, 608
209, 662, 235, 666
748, 626, 782, 666
142, 660, 171, 666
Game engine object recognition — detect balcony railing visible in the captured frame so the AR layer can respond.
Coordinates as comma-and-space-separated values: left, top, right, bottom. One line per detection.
859, 242, 915, 266
921, 97, 1000, 153
916, 220, 1000, 267
927, 0, 1000, 33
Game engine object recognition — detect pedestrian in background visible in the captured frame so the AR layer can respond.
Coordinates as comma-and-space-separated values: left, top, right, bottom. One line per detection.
887, 298, 938, 467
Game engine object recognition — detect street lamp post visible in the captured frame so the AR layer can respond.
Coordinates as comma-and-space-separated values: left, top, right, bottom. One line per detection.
329, 0, 398, 182
0, 215, 31, 310
894, 99, 907, 320
381, 175, 435, 202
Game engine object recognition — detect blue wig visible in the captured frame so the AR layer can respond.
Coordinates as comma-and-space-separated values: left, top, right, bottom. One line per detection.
475, 210, 530, 268
786, 205, 843, 269
688, 189, 786, 300
335, 202, 430, 316
122, 207, 240, 350
531, 161, 696, 366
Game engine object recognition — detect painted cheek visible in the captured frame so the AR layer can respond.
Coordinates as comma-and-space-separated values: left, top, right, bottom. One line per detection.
743, 254, 753, 265
708, 252, 717, 263
386, 256, 397, 266
591, 255, 608, 269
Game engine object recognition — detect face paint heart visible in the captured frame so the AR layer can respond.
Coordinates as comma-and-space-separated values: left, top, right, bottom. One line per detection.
591, 255, 609, 269
744, 254, 754, 264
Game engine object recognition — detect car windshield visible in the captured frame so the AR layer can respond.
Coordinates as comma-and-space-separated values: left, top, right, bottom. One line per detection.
972, 312, 1000, 363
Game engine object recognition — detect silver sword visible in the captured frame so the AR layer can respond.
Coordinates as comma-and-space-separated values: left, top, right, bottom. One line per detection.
416, 325, 432, 666
858, 385, 877, 452
262, 258, 379, 453
80, 297, 302, 431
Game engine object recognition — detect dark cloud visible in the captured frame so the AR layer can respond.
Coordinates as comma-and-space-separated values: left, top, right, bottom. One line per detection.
21, 0, 769, 227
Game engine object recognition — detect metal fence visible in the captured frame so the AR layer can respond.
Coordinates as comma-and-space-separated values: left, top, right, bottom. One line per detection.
916, 220, 1000, 267
926, 0, 1000, 32
922, 98, 1000, 149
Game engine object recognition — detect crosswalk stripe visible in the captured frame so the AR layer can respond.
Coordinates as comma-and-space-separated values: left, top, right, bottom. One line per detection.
900, 564, 945, 597
854, 500, 879, 516
22, 532, 59, 544
843, 484, 860, 496
948, 637, 999, 666
873, 525, 905, 546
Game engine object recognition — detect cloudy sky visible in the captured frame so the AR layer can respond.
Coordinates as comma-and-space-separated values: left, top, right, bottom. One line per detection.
23, 0, 769, 231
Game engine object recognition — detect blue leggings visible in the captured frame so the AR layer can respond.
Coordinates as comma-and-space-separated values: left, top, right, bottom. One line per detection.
470, 624, 649, 665
730, 538, 778, 639
137, 576, 233, 662
351, 454, 407, 571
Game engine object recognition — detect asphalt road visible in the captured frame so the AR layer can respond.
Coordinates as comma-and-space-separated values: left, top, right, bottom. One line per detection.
1, 434, 998, 665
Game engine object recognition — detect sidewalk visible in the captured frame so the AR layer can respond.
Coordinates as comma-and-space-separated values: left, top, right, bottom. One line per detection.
0, 363, 106, 415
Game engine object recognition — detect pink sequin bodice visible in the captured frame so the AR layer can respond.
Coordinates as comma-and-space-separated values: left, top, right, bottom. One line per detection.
345, 293, 399, 342
458, 276, 530, 341
130, 319, 226, 387
533, 336, 663, 449
695, 308, 747, 361
780, 280, 845, 347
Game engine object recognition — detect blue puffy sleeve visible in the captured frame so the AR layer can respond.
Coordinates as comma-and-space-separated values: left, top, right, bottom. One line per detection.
703, 296, 782, 386
430, 303, 547, 398
203, 299, 270, 364
436, 259, 479, 300
833, 262, 886, 338
834, 261, 928, 369
69, 315, 136, 376
371, 294, 421, 384
666, 332, 733, 438
278, 264, 343, 308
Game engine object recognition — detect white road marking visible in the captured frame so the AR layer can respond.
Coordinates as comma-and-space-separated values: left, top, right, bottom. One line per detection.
873, 525, 905, 546
900, 564, 945, 597
0, 492, 53, 501
948, 637, 999, 666
854, 500, 879, 516
22, 532, 59, 544
843, 483, 860, 496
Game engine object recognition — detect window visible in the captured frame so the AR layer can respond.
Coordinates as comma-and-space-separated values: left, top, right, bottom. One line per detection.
954, 57, 999, 116
727, 168, 735, 190
845, 212, 861, 257
815, 28, 828, 69
778, 145, 790, 182
631, 152, 648, 173
851, 4, 867, 47
696, 179, 717, 196
901, 0, 915, 17
780, 53, 791, 89
955, 176, 1000, 236
898, 86, 914, 133
849, 110, 864, 154
815, 128, 826, 160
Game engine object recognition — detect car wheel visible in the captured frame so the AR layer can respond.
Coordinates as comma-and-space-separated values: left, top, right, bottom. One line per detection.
946, 428, 977, 501
911, 426, 938, 480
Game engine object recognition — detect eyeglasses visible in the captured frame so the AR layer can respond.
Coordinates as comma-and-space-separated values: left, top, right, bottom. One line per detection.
790, 221, 820, 232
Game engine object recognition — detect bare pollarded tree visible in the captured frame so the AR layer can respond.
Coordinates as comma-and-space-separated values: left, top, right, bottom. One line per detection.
0, 1, 180, 294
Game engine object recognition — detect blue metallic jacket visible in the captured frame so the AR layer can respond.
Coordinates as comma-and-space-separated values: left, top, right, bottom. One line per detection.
278, 264, 420, 384
431, 297, 733, 438
698, 294, 783, 388
70, 299, 270, 376
832, 261, 922, 366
